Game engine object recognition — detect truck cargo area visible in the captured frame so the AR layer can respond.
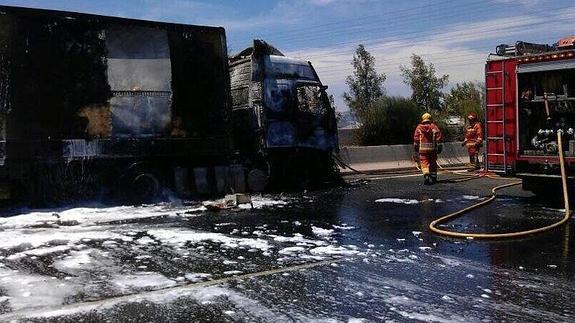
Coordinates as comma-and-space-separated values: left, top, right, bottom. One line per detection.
0, 6, 233, 205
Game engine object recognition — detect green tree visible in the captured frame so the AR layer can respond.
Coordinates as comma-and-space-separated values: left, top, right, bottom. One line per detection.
444, 81, 484, 121
357, 97, 423, 145
343, 44, 386, 119
400, 54, 449, 111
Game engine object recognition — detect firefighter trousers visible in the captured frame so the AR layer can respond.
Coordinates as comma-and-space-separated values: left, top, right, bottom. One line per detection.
419, 153, 438, 178
466, 143, 480, 167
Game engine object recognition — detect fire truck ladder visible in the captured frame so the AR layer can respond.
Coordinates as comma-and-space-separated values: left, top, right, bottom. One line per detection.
486, 62, 510, 174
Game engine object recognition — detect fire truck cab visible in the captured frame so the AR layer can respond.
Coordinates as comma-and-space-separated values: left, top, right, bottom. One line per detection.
485, 36, 575, 195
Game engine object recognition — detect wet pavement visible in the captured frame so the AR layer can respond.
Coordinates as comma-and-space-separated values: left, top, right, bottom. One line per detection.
0, 173, 574, 322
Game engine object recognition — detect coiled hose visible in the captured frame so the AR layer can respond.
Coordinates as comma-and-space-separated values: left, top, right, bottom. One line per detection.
429, 131, 572, 239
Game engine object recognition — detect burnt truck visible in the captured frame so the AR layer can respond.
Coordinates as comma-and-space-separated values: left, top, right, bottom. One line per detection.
485, 36, 575, 195
229, 40, 339, 191
0, 6, 233, 204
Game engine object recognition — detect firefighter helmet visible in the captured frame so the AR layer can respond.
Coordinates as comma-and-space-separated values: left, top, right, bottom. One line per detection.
421, 113, 432, 122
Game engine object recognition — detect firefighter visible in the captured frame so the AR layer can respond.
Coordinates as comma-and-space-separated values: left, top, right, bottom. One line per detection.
462, 112, 483, 170
414, 113, 443, 185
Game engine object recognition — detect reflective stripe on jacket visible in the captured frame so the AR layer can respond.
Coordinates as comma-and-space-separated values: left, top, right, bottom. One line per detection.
464, 122, 483, 146
414, 122, 443, 154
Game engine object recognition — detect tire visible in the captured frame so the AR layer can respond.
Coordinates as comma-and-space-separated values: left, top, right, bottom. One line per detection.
247, 169, 269, 192
130, 173, 160, 204
116, 162, 162, 204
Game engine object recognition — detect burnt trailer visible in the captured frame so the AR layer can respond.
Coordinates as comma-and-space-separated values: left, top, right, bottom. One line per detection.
0, 6, 233, 205
229, 40, 339, 191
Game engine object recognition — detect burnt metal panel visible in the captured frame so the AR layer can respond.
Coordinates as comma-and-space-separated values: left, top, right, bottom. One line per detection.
266, 121, 297, 147
264, 79, 297, 114
168, 28, 230, 138
8, 12, 111, 142
0, 13, 11, 143
106, 25, 172, 138
0, 5, 232, 174
265, 55, 318, 81
106, 26, 172, 91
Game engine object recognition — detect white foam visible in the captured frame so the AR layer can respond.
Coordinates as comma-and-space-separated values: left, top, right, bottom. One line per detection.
238, 196, 288, 210
147, 229, 273, 251
54, 249, 94, 270
311, 226, 335, 237
6, 245, 72, 260
309, 245, 361, 256
270, 233, 326, 246
278, 246, 306, 255
375, 198, 420, 204
0, 204, 178, 230
0, 268, 77, 311
0, 227, 122, 251
223, 270, 243, 275
136, 236, 156, 245
0, 198, 286, 231
184, 273, 212, 283
111, 272, 177, 292
333, 224, 356, 230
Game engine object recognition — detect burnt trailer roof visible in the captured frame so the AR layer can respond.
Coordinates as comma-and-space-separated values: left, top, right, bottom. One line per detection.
0, 5, 225, 33
0, 5, 232, 163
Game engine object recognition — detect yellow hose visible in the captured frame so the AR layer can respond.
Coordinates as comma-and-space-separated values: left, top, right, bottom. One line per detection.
429, 131, 572, 239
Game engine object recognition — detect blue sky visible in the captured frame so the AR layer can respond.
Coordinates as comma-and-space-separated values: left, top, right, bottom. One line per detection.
0, 0, 573, 110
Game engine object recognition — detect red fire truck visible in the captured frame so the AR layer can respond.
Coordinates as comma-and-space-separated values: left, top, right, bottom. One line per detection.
485, 36, 575, 195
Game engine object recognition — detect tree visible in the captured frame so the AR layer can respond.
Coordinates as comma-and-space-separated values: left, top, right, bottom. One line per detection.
400, 54, 449, 112
343, 44, 386, 119
444, 81, 484, 120
356, 97, 423, 146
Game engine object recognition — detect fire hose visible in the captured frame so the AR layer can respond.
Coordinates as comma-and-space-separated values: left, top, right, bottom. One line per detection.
429, 131, 572, 239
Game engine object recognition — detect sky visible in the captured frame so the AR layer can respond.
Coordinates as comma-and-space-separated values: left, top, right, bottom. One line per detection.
0, 0, 573, 111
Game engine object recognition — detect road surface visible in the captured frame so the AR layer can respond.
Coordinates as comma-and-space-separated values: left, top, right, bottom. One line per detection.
0, 172, 573, 322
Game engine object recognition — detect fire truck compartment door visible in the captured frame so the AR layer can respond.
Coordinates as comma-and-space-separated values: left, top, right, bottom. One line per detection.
517, 59, 575, 73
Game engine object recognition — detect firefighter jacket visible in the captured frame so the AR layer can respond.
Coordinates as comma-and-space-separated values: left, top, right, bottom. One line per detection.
414, 122, 443, 154
464, 122, 483, 148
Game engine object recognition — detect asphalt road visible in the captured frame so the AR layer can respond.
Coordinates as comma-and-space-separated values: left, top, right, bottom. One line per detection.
0, 172, 573, 322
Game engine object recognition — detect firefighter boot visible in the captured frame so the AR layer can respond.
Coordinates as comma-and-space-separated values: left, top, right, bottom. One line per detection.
424, 174, 432, 185
430, 174, 438, 184
474, 155, 481, 170
467, 156, 476, 171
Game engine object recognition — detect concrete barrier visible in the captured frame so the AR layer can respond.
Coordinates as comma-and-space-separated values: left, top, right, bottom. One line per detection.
337, 142, 469, 174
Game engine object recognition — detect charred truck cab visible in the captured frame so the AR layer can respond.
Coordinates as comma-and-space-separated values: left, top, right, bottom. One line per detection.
485, 36, 575, 195
0, 6, 232, 205
229, 40, 339, 191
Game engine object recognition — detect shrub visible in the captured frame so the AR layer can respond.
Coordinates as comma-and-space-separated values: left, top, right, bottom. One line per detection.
356, 97, 423, 145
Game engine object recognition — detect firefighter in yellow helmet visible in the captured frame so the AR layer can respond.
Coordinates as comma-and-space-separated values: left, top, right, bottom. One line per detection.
414, 113, 443, 185
462, 112, 483, 170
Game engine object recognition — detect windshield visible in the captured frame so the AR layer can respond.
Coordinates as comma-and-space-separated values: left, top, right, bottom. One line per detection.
296, 85, 329, 115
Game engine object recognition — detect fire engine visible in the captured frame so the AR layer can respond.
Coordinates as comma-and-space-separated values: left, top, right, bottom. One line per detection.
485, 36, 575, 195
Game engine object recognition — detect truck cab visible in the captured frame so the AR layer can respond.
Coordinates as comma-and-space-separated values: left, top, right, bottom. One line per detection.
229, 40, 338, 191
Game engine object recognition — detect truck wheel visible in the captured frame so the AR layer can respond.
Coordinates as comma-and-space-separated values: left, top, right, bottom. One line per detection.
247, 169, 269, 192
130, 173, 160, 204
